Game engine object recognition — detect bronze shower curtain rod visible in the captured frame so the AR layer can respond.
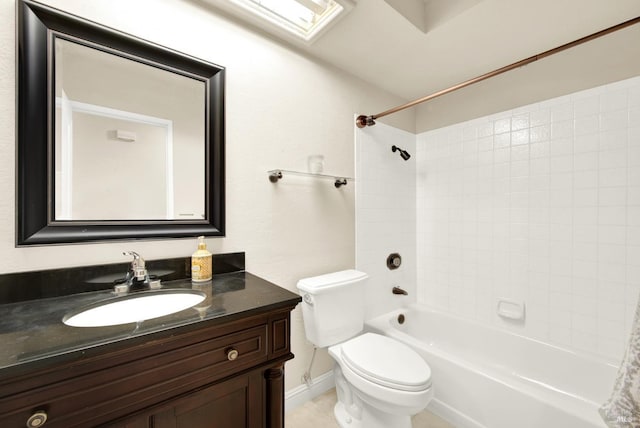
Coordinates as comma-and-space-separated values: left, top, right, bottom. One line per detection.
356, 15, 640, 128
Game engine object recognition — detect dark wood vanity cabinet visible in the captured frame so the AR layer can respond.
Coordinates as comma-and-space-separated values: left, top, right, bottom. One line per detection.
0, 306, 296, 428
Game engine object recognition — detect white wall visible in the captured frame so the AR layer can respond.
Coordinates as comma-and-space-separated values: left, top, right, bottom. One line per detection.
0, 0, 414, 392
417, 76, 640, 362
356, 123, 416, 319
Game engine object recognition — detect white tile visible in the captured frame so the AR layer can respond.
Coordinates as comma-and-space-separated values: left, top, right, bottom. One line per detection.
494, 147, 510, 164
574, 96, 599, 118
550, 188, 572, 207
477, 122, 494, 138
598, 225, 627, 245
511, 145, 529, 161
530, 125, 550, 143
599, 129, 628, 151
574, 134, 599, 153
571, 331, 597, 353
630, 106, 640, 127
598, 262, 627, 283
629, 145, 640, 167
630, 85, 640, 108
510, 160, 529, 177
549, 292, 572, 309
478, 136, 493, 152
600, 90, 628, 112
573, 206, 597, 225
598, 206, 626, 225
573, 242, 598, 261
574, 170, 599, 188
573, 259, 598, 279
512, 129, 529, 146
630, 168, 640, 187
550, 138, 573, 156
494, 132, 511, 149
599, 187, 626, 206
572, 312, 597, 331
575, 115, 599, 136
494, 118, 511, 134
572, 277, 597, 297
550, 103, 573, 123
573, 224, 598, 242
530, 109, 550, 127
574, 152, 598, 171
627, 246, 640, 267
462, 124, 478, 141
551, 121, 574, 140
598, 300, 626, 323
601, 110, 629, 132
599, 149, 627, 169
599, 168, 627, 187
573, 188, 597, 206
550, 156, 573, 173
598, 244, 626, 265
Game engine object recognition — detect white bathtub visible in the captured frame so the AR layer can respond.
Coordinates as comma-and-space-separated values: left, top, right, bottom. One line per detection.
365, 305, 619, 428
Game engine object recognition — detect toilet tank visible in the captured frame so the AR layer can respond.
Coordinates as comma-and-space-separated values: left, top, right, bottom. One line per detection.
296, 270, 368, 348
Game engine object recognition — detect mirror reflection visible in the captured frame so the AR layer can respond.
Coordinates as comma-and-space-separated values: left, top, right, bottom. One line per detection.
54, 38, 206, 221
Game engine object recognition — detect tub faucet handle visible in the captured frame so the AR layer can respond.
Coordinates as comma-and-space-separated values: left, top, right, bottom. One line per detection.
392, 286, 408, 295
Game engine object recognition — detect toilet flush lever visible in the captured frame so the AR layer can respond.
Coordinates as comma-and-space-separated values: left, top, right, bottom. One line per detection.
392, 286, 408, 296
303, 294, 314, 306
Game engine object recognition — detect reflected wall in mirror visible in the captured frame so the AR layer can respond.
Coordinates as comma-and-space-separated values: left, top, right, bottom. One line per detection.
18, 0, 225, 245
54, 39, 205, 221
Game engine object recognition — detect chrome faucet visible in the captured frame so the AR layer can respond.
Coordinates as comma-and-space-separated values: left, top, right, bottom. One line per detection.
122, 251, 150, 291
392, 286, 408, 296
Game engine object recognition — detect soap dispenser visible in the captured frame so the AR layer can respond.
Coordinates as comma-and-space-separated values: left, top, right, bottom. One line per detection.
191, 236, 212, 282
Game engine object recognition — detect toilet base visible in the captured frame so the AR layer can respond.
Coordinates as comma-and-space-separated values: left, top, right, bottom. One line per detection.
334, 401, 412, 428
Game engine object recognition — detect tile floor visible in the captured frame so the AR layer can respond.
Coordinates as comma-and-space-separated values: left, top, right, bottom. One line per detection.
285, 389, 455, 428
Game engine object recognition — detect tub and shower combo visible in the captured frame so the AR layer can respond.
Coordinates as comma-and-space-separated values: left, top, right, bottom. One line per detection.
366, 305, 618, 428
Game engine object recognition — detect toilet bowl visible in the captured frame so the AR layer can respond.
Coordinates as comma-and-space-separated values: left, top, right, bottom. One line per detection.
297, 270, 433, 428
329, 333, 433, 428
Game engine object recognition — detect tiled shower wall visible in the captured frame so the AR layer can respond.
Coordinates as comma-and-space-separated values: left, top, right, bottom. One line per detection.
417, 76, 640, 362
356, 123, 416, 320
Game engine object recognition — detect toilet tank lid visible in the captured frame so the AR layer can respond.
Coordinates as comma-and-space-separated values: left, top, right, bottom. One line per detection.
296, 270, 368, 294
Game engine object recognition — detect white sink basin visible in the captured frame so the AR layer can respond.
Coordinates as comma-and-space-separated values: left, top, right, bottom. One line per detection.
63, 289, 206, 327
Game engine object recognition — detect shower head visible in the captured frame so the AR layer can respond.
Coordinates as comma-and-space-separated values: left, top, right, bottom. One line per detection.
392, 145, 411, 161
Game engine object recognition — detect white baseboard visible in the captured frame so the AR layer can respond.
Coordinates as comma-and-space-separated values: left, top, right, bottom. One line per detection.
285, 370, 335, 413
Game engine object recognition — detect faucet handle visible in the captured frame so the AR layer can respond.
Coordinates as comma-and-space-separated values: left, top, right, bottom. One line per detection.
123, 251, 147, 280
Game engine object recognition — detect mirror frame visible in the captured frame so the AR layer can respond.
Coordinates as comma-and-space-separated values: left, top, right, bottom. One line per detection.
17, 0, 225, 245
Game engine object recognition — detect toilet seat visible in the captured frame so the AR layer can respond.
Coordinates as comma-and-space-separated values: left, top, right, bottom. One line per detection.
340, 333, 431, 392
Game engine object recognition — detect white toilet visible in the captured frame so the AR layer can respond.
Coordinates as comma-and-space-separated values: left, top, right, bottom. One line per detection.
297, 270, 433, 428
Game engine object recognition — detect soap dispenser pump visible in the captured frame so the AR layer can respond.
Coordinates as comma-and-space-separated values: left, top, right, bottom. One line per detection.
191, 236, 212, 282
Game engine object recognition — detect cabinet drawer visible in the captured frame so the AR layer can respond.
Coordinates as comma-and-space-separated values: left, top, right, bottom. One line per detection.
0, 323, 268, 428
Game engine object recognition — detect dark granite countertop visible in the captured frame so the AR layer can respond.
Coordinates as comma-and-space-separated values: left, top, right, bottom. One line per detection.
0, 271, 301, 381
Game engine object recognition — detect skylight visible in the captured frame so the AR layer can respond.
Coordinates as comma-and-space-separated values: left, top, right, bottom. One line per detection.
224, 0, 350, 43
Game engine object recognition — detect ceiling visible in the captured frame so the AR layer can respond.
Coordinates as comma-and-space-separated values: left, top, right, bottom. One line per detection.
306, 0, 640, 101
201, 0, 640, 125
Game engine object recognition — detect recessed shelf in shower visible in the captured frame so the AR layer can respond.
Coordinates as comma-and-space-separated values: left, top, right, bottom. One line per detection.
268, 169, 353, 188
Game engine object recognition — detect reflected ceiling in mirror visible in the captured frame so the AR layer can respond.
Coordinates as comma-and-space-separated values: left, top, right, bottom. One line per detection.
17, 0, 225, 245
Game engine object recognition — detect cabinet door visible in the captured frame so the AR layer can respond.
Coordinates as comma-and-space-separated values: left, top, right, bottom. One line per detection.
150, 371, 264, 428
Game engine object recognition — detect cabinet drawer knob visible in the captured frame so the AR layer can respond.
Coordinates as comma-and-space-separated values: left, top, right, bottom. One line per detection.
26, 411, 48, 427
227, 348, 239, 361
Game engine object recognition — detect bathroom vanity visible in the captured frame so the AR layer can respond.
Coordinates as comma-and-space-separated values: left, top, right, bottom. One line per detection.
0, 254, 301, 428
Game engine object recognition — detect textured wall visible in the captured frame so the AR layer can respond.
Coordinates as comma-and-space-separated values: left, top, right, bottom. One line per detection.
0, 0, 413, 392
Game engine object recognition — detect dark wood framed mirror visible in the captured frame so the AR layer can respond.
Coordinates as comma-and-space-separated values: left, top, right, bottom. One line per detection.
17, 0, 225, 245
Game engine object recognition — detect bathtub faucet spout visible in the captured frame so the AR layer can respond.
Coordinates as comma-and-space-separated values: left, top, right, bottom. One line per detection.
392, 286, 408, 295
